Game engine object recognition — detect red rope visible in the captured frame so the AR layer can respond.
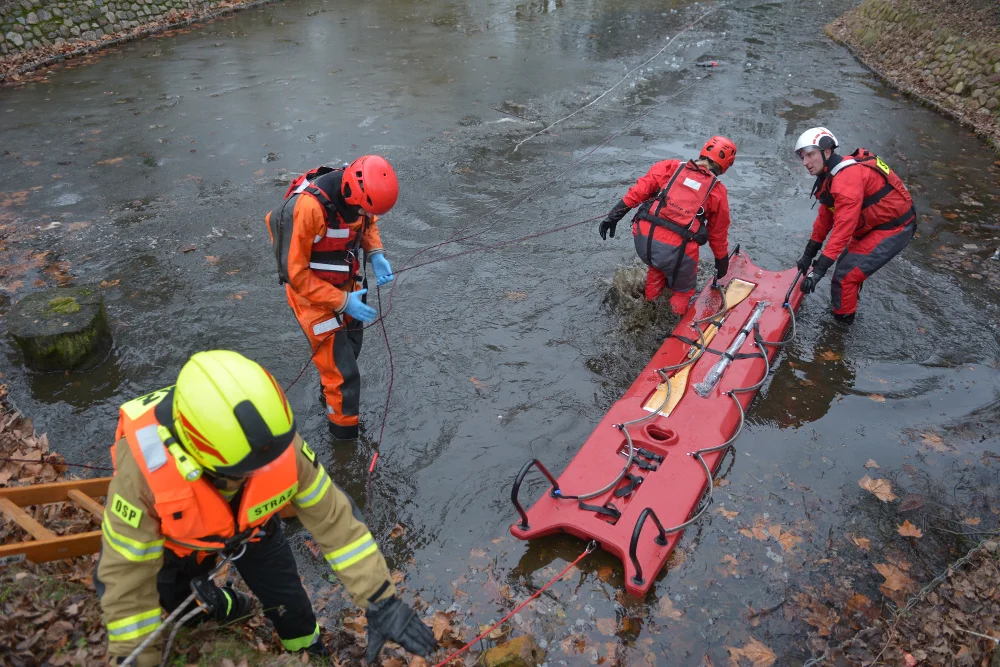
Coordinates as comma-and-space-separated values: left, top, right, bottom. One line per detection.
431, 542, 596, 667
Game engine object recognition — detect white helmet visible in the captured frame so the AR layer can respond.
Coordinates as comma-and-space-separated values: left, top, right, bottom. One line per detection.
794, 127, 838, 157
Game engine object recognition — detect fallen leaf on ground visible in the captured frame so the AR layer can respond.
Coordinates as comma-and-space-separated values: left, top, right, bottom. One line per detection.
431, 611, 454, 641
868, 394, 886, 403
899, 494, 924, 511
717, 507, 739, 520
596, 617, 617, 635
95, 156, 128, 165
962, 517, 981, 526
864, 459, 880, 469
739, 520, 770, 541
227, 291, 248, 300
920, 431, 951, 453
859, 475, 897, 502
849, 533, 872, 552
657, 597, 683, 620
470, 377, 489, 390
726, 637, 777, 667
205, 255, 220, 265
768, 525, 803, 551
505, 290, 527, 300
390, 523, 406, 539
597, 565, 615, 582
897, 520, 923, 538
874, 563, 915, 603
942, 212, 959, 219
818, 350, 841, 361
180, 244, 197, 253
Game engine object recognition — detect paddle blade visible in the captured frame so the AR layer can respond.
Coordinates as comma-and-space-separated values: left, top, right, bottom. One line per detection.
723, 278, 756, 311
642, 366, 691, 415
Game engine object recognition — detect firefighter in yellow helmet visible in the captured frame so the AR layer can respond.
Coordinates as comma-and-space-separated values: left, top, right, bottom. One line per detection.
95, 350, 437, 666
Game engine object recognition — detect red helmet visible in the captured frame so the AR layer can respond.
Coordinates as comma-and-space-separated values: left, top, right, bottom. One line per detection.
341, 155, 399, 215
700, 136, 737, 174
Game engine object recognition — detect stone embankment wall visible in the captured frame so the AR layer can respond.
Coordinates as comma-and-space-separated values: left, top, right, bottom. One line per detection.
0, 0, 266, 82
1, 0, 196, 54
827, 0, 1000, 153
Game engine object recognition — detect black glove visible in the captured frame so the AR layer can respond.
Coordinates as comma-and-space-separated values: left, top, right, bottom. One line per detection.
796, 239, 823, 274
191, 578, 252, 624
365, 596, 437, 664
714, 255, 729, 279
800, 254, 833, 295
599, 198, 631, 240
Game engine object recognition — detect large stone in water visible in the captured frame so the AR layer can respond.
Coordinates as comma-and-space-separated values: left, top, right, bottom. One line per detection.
482, 635, 545, 667
7, 286, 112, 371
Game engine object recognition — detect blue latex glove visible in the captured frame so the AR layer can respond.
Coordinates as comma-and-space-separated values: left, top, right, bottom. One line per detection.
343, 289, 377, 323
371, 253, 395, 286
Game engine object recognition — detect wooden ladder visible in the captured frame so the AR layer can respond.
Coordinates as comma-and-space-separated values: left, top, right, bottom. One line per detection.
0, 478, 110, 565
0, 478, 300, 565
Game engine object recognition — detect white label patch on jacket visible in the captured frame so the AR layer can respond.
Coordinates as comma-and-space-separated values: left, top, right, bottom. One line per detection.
682, 178, 702, 191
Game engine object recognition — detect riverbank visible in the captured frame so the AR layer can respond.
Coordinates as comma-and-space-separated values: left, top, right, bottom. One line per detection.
0, 0, 278, 85
826, 0, 1000, 155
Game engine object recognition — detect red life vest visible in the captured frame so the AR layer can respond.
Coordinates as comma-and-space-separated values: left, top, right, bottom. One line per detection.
815, 148, 915, 238
111, 387, 299, 559
265, 166, 368, 286
632, 160, 718, 249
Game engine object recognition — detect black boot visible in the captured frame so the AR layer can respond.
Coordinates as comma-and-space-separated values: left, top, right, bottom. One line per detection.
328, 421, 359, 440
833, 312, 856, 325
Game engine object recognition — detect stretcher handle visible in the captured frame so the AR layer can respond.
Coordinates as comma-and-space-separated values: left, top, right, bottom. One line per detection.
510, 459, 562, 531
628, 507, 669, 586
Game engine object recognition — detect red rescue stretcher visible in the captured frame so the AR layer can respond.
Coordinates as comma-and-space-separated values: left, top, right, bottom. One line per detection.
510, 248, 804, 596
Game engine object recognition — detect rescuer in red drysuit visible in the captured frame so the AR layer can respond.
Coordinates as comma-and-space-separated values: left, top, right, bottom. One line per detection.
598, 137, 736, 315
794, 127, 916, 325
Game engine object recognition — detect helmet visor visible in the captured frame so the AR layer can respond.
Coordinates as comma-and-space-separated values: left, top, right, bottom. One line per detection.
212, 400, 296, 476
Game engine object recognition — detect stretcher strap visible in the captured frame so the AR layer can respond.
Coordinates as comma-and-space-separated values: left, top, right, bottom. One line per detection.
578, 500, 621, 521
671, 334, 761, 360
613, 473, 644, 498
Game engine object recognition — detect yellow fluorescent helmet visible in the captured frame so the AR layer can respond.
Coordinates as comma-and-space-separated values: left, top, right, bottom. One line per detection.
172, 350, 296, 475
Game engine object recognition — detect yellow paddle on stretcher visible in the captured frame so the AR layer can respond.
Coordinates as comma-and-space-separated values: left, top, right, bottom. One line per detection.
642, 277, 756, 416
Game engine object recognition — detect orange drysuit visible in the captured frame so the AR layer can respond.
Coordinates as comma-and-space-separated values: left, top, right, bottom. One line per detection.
266, 169, 384, 439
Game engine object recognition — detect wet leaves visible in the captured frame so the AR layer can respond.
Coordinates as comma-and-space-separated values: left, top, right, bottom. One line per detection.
205, 255, 221, 265
919, 430, 952, 453
716, 507, 739, 520
98, 280, 120, 288
874, 563, 915, 605
596, 617, 617, 635
227, 291, 248, 301
848, 533, 872, 552
897, 520, 923, 538
962, 516, 981, 526
868, 394, 886, 403
864, 459, 880, 469
504, 290, 527, 301
725, 637, 776, 666
470, 377, 489, 390
739, 519, 770, 541
180, 244, 197, 253
817, 350, 841, 361
389, 523, 406, 539
94, 156, 128, 166
859, 475, 897, 502
768, 525, 802, 552
657, 596, 683, 620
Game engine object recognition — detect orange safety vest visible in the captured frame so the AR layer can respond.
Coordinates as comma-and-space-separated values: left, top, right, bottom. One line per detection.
111, 387, 299, 558
265, 166, 369, 287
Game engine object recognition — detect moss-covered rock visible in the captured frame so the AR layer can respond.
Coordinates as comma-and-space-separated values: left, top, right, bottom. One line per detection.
7, 286, 112, 371
482, 635, 546, 667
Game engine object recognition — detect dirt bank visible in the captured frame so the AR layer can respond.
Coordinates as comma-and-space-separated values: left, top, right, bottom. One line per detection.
826, 0, 1000, 156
